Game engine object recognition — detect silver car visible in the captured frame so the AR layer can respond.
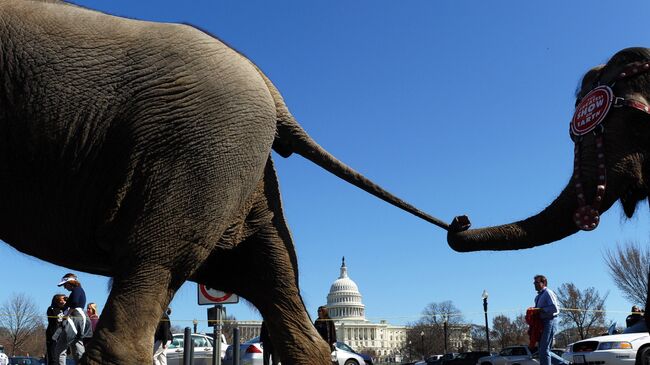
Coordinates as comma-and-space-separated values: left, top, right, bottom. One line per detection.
165, 332, 227, 365
223, 336, 265, 365
223, 336, 366, 365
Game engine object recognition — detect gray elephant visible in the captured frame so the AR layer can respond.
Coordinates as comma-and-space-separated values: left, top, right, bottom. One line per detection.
0, 1, 449, 364
448, 47, 650, 330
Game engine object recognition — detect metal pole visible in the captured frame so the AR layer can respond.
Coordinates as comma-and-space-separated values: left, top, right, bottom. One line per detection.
215, 305, 223, 365
444, 317, 448, 353
420, 331, 424, 360
233, 327, 240, 365
483, 298, 490, 351
183, 327, 193, 365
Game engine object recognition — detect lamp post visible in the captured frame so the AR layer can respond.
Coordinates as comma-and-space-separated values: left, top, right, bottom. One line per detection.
409, 340, 412, 361
420, 330, 425, 360
192, 319, 198, 334
443, 313, 449, 353
482, 290, 490, 351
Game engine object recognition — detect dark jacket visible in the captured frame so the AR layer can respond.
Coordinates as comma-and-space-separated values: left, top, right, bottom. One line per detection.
46, 306, 64, 340
314, 318, 336, 349
155, 312, 172, 343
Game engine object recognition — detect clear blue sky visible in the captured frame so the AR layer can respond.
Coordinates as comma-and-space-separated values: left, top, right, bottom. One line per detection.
2, 0, 650, 336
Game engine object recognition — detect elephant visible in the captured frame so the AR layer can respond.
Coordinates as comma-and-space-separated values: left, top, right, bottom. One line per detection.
447, 47, 650, 330
0, 1, 450, 364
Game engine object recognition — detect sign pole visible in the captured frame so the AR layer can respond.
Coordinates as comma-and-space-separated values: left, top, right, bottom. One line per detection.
213, 304, 223, 365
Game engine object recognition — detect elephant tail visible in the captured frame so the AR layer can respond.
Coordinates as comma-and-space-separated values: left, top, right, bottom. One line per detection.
257, 71, 450, 231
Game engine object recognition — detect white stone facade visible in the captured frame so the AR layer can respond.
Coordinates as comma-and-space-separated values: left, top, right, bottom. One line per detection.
325, 258, 407, 363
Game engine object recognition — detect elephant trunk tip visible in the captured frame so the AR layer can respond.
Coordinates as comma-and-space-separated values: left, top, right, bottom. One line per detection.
448, 215, 471, 232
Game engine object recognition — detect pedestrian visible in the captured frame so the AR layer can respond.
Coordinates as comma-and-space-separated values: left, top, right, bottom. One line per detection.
533, 275, 567, 365
86, 303, 100, 332
260, 321, 279, 365
314, 306, 337, 352
153, 308, 173, 365
46, 294, 67, 365
0, 345, 8, 365
626, 306, 644, 327
53, 273, 92, 364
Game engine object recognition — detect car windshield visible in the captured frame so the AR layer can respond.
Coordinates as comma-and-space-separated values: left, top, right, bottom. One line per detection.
336, 342, 355, 352
245, 336, 260, 343
168, 334, 214, 349
623, 320, 648, 334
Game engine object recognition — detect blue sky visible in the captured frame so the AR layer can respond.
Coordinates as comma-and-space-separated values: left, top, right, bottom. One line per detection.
2, 0, 650, 336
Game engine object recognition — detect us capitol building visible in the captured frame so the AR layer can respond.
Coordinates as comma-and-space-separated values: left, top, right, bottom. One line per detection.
237, 258, 407, 362
326, 257, 407, 362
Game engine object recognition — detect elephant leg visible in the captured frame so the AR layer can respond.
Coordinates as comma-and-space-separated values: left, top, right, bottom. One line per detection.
193, 159, 332, 365
83, 259, 180, 365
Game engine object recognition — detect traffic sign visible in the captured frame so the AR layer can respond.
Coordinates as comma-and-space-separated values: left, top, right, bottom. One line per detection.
197, 284, 239, 305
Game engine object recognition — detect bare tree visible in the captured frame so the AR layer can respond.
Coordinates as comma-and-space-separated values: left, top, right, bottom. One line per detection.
221, 315, 238, 343
556, 283, 608, 340
471, 324, 488, 351
418, 301, 465, 354
0, 293, 43, 356
490, 314, 528, 349
421, 301, 465, 326
603, 241, 649, 306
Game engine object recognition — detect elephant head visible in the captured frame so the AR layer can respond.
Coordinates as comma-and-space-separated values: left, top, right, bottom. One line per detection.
447, 47, 650, 331
447, 47, 650, 251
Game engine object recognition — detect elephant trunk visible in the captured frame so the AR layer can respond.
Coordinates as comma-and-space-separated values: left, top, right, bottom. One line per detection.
447, 155, 620, 252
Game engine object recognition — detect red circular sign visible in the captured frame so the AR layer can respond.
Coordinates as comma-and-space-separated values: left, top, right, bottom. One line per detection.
571, 86, 613, 136
199, 285, 233, 302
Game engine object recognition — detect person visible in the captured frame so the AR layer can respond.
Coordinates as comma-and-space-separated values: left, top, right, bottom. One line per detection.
260, 321, 279, 365
86, 303, 100, 332
0, 345, 9, 365
314, 306, 337, 352
46, 294, 67, 365
53, 273, 92, 364
626, 306, 644, 327
533, 275, 567, 365
153, 308, 173, 365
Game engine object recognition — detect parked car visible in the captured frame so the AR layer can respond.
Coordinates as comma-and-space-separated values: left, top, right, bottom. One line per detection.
563, 320, 650, 365
222, 336, 265, 365
478, 345, 535, 365
223, 336, 365, 365
442, 351, 490, 365
335, 342, 374, 365
203, 332, 229, 359
7, 357, 41, 365
333, 343, 367, 365
504, 349, 565, 365
165, 332, 221, 365
428, 353, 459, 365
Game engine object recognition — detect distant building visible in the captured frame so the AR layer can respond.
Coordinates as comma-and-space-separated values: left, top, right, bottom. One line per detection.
325, 257, 407, 363
233, 258, 472, 362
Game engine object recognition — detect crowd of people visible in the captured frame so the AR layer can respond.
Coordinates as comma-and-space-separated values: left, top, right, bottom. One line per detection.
43, 272, 176, 365
45, 273, 95, 365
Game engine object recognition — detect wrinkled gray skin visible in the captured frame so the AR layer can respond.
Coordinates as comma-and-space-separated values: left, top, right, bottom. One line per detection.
0, 1, 444, 364
447, 47, 650, 331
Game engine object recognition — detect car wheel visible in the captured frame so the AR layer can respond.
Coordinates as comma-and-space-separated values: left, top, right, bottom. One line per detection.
344, 360, 359, 365
637, 346, 650, 365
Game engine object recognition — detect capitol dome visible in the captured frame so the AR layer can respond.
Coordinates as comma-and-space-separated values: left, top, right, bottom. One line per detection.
326, 257, 365, 321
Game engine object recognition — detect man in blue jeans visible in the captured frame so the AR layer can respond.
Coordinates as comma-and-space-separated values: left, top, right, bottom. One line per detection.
534, 275, 568, 365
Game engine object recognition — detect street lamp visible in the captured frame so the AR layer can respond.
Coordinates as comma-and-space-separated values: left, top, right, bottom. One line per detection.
420, 330, 425, 360
482, 290, 491, 351
409, 340, 412, 361
192, 319, 198, 334
443, 313, 449, 353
